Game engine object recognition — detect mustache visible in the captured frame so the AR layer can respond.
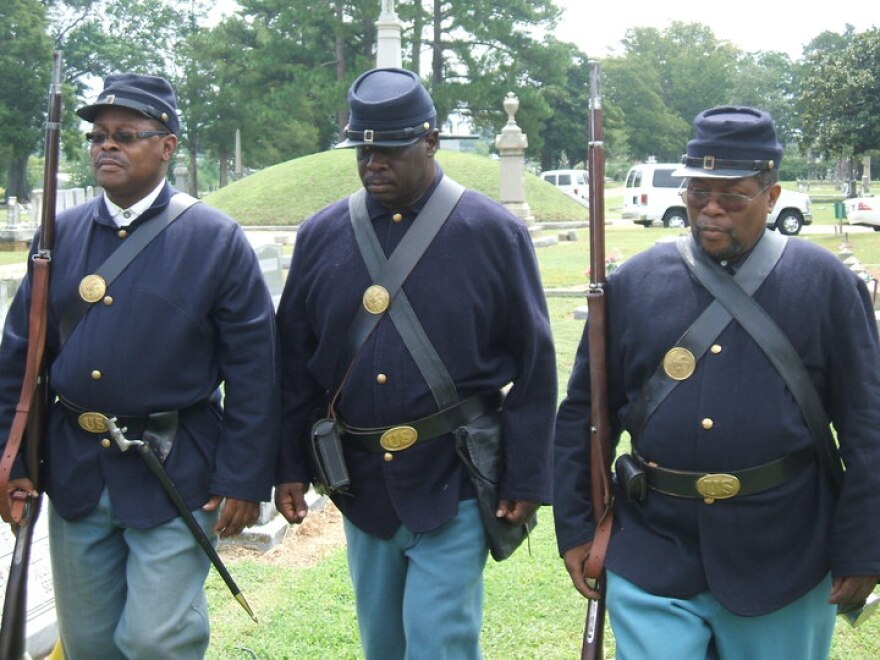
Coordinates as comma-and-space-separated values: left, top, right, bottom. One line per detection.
693, 222, 732, 235
363, 176, 392, 186
95, 155, 125, 167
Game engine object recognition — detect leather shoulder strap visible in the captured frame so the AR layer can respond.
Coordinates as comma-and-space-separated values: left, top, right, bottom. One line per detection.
343, 176, 464, 409
59, 193, 200, 346
626, 229, 787, 438
678, 231, 844, 492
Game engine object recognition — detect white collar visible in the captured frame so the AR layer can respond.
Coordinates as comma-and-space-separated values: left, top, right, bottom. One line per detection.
104, 180, 166, 227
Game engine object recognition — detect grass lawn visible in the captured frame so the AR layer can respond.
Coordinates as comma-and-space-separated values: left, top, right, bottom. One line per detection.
203, 221, 880, 659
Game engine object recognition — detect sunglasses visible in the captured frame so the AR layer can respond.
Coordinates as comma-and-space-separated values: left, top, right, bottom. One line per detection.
679, 184, 772, 214
85, 130, 170, 145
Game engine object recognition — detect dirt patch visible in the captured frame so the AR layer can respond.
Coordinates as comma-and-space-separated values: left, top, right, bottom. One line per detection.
220, 500, 346, 568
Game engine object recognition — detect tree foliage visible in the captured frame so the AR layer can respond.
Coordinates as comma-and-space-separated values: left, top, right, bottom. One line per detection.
799, 28, 880, 160
1, 1, 876, 198
0, 0, 53, 200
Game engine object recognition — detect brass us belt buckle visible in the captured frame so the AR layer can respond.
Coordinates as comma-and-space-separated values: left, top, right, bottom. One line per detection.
696, 473, 740, 504
379, 426, 418, 452
78, 412, 109, 433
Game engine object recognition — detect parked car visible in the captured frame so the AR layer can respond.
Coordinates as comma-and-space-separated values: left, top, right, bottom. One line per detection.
540, 169, 589, 200
844, 197, 880, 230
622, 162, 813, 235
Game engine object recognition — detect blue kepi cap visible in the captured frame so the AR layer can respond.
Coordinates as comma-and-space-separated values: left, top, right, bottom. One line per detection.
77, 73, 180, 136
336, 68, 437, 149
674, 106, 783, 178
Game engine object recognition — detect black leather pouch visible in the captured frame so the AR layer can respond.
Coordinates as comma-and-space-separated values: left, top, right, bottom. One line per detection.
310, 418, 350, 495
615, 453, 647, 503
454, 411, 536, 562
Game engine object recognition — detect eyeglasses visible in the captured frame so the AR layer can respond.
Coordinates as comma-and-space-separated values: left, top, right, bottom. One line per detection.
680, 184, 772, 213
85, 130, 170, 145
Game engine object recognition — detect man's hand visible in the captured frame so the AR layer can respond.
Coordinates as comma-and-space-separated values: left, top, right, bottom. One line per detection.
2, 477, 37, 525
275, 482, 309, 525
831, 575, 880, 610
495, 499, 539, 525
202, 496, 259, 538
563, 541, 601, 600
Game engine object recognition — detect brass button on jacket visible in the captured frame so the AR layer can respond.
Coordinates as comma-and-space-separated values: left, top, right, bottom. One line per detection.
710, 344, 722, 354
101, 438, 112, 448
376, 373, 388, 384
91, 370, 102, 380
701, 418, 714, 430
392, 213, 403, 223
384, 452, 394, 462
117, 229, 128, 239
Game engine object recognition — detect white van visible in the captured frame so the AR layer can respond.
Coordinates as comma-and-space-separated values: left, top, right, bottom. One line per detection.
541, 169, 588, 200
622, 162, 812, 235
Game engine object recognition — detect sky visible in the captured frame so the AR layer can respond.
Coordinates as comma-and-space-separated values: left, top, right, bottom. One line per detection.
551, 0, 877, 60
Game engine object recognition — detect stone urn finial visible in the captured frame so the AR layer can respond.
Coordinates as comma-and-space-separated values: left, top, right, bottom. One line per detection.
503, 92, 519, 124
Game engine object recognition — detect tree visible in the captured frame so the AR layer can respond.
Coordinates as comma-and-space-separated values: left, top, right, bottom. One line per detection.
0, 0, 52, 201
518, 38, 590, 171
730, 51, 798, 145
603, 57, 689, 162
799, 28, 880, 163
399, 0, 560, 128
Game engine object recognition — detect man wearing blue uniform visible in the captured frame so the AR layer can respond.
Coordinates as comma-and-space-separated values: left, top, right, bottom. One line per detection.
0, 74, 279, 658
274, 67, 556, 658
554, 106, 880, 658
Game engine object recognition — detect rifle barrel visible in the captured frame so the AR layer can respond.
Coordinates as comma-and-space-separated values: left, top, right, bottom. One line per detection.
581, 60, 614, 660
40, 51, 63, 253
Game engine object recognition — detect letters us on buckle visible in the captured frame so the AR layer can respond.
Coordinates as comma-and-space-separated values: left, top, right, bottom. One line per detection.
380, 426, 417, 451
696, 473, 740, 504
78, 412, 109, 433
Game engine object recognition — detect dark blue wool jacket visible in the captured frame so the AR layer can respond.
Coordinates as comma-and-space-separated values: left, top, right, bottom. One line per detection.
554, 232, 880, 615
276, 170, 557, 538
0, 183, 280, 527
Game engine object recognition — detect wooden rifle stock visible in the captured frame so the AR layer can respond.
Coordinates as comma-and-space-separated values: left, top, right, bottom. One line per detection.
0, 51, 63, 658
580, 62, 614, 660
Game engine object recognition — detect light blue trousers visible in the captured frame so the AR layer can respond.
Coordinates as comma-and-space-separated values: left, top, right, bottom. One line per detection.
48, 488, 219, 660
344, 498, 489, 660
607, 570, 836, 660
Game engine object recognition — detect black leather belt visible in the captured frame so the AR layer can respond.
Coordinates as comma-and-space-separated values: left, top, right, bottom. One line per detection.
341, 392, 501, 454
57, 397, 183, 462
636, 447, 815, 503
59, 397, 152, 436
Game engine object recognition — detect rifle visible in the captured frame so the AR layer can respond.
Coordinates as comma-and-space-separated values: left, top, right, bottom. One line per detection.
0, 51, 63, 658
580, 61, 615, 660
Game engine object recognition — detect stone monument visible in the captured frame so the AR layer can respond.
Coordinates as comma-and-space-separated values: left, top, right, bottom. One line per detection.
495, 93, 534, 225
376, 0, 403, 68
0, 197, 36, 250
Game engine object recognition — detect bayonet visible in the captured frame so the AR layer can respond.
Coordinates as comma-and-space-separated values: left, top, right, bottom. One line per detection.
105, 417, 257, 622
